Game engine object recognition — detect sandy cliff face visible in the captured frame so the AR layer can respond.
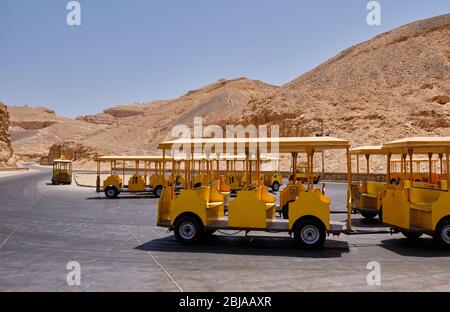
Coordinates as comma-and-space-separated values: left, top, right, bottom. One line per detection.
37, 78, 276, 166
72, 78, 276, 161
8, 106, 107, 162
0, 102, 14, 167
39, 141, 97, 166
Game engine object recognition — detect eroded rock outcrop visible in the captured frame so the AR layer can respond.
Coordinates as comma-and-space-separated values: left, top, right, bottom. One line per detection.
0, 102, 14, 167
40, 141, 97, 165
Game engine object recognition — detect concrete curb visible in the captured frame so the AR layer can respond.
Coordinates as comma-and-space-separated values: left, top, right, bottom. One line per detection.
0, 167, 29, 172
73, 174, 96, 188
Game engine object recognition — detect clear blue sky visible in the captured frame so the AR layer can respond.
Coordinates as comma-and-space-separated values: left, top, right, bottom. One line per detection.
1, 0, 449, 117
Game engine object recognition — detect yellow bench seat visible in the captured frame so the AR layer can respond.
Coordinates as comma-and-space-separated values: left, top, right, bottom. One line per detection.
362, 193, 377, 199
207, 201, 224, 209
410, 202, 432, 212
265, 203, 276, 210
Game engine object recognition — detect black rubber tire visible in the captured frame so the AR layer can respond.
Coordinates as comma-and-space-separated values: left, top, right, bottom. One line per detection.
271, 181, 280, 192
401, 231, 423, 240
293, 218, 326, 249
361, 210, 378, 220
105, 186, 119, 199
153, 185, 163, 198
193, 183, 202, 189
434, 219, 450, 249
390, 179, 398, 185
174, 215, 203, 244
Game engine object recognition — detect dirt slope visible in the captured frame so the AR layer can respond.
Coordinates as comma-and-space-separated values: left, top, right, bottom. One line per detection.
38, 78, 276, 167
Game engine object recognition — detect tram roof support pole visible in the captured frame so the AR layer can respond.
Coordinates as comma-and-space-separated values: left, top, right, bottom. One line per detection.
346, 147, 352, 230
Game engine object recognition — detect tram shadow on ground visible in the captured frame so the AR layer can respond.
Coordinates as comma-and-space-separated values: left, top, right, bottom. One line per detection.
351, 218, 386, 228
136, 234, 350, 258
85, 194, 157, 200
379, 237, 450, 257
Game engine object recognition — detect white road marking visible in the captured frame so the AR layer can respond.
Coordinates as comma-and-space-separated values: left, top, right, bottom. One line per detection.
108, 207, 184, 292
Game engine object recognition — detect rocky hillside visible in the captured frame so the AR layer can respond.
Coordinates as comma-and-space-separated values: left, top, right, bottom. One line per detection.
10, 14, 450, 172
8, 106, 107, 161
241, 13, 450, 172
36, 78, 277, 166
0, 102, 14, 167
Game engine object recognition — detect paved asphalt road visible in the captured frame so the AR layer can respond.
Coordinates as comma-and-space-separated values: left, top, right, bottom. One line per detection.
0, 165, 449, 291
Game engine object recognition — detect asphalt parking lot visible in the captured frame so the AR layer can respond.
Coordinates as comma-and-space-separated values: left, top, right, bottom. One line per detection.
1, 165, 450, 291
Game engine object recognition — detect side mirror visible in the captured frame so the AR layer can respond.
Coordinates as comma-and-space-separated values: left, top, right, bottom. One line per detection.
322, 182, 326, 195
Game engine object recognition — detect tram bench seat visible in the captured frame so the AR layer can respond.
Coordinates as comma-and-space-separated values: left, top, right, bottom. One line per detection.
265, 202, 276, 210
361, 182, 385, 199
207, 201, 224, 209
408, 187, 440, 213
410, 202, 432, 212
361, 193, 377, 199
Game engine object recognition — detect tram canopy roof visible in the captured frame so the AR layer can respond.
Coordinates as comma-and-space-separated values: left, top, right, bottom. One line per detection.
349, 145, 386, 155
382, 137, 450, 154
96, 155, 170, 162
158, 137, 349, 154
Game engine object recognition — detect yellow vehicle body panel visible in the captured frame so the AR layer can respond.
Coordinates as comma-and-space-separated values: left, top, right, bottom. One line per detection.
383, 185, 450, 231
103, 175, 122, 189
261, 173, 282, 188
288, 189, 331, 231
52, 170, 72, 183
228, 187, 276, 229
128, 174, 146, 192
382, 188, 410, 229
225, 173, 244, 191
150, 174, 165, 188
169, 187, 224, 226
157, 186, 174, 224
429, 190, 450, 230
352, 181, 386, 212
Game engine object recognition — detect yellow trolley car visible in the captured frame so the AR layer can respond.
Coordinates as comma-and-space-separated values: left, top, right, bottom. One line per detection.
156, 137, 357, 249
95, 155, 174, 199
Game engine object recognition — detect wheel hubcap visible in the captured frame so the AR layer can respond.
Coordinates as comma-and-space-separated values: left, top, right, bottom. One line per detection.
301, 225, 319, 245
180, 222, 196, 240
442, 225, 450, 244
107, 189, 115, 197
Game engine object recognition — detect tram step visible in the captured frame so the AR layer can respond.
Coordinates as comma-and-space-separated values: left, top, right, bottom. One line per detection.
330, 221, 347, 233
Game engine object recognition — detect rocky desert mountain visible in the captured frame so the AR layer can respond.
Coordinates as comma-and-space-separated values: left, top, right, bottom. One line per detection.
240, 13, 450, 171
12, 78, 276, 166
76, 78, 276, 156
8, 106, 107, 162
0, 102, 14, 167
8, 14, 450, 173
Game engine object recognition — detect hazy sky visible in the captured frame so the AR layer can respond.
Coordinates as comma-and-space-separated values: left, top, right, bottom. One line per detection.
1, 0, 449, 117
